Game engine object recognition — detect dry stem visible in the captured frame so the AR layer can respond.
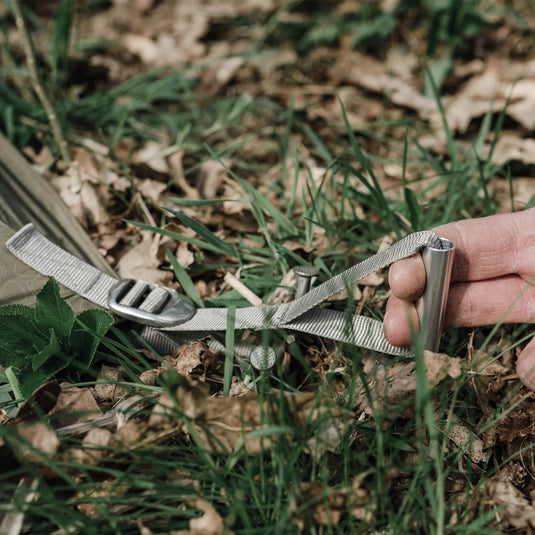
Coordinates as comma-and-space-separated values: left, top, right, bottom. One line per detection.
12, 0, 72, 164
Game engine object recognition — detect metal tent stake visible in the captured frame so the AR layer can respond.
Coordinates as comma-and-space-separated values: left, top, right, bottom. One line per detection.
416, 237, 455, 352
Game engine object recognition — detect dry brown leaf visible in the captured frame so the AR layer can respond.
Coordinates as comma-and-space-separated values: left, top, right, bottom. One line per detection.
135, 178, 168, 205
423, 350, 462, 386
51, 147, 128, 232
16, 381, 61, 422
486, 478, 535, 529
71, 428, 114, 466
488, 134, 535, 166
292, 479, 374, 531
94, 365, 128, 403
341, 51, 436, 114
9, 422, 60, 462
355, 354, 462, 418
196, 160, 231, 199
49, 385, 102, 427
116, 231, 174, 286
174, 240, 195, 269
358, 272, 384, 287
0, 408, 9, 424
135, 140, 170, 175
174, 342, 209, 376
189, 498, 224, 535
123, 34, 161, 64
76, 480, 131, 518
448, 424, 490, 464
428, 63, 535, 133
156, 377, 345, 454
293, 483, 346, 528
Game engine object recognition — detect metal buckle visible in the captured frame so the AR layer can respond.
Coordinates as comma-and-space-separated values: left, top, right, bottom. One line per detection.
108, 279, 196, 328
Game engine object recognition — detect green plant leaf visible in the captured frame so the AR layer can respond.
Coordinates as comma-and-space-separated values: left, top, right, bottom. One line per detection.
34, 278, 75, 340
32, 329, 63, 371
0, 311, 41, 365
17, 366, 53, 399
70, 309, 114, 370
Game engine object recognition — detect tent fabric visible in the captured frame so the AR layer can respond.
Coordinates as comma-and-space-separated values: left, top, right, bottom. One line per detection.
0, 132, 114, 310
0, 132, 114, 274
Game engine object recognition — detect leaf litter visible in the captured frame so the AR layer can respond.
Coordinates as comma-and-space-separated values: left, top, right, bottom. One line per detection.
3, 0, 535, 532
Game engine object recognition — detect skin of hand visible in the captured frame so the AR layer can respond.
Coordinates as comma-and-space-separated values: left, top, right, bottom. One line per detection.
383, 208, 535, 390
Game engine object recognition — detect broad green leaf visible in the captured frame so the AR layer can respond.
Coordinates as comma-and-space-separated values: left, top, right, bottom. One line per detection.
0, 303, 35, 317
34, 278, 75, 340
0, 314, 42, 364
4, 366, 24, 402
70, 309, 114, 370
32, 329, 63, 371
17, 366, 52, 399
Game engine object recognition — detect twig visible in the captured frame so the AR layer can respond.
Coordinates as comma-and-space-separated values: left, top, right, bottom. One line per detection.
223, 271, 263, 306
11, 0, 72, 164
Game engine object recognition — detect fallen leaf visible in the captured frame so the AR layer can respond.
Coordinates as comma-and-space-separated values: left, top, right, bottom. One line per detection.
486, 478, 535, 529
423, 350, 463, 386
341, 51, 437, 114
189, 498, 224, 535
8, 422, 60, 463
156, 376, 346, 455
292, 479, 374, 531
94, 365, 127, 403
71, 427, 114, 466
76, 480, 131, 518
16, 381, 61, 422
116, 231, 173, 286
487, 134, 535, 165
448, 424, 490, 464
174, 342, 209, 376
49, 385, 102, 428
355, 354, 462, 419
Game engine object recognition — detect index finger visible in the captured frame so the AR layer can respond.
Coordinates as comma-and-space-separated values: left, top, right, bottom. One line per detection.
433, 210, 525, 283
389, 210, 531, 301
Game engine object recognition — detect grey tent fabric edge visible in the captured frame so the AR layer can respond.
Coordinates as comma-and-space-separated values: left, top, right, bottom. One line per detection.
0, 131, 115, 276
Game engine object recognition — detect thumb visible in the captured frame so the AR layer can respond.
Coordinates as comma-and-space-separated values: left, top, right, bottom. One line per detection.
516, 335, 535, 391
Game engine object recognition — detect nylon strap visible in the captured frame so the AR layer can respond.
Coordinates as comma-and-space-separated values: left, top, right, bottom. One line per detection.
6, 223, 442, 356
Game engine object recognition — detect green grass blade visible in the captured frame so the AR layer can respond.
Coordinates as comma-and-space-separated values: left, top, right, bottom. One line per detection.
51, 0, 75, 89
126, 220, 230, 256
170, 198, 247, 206
223, 307, 236, 396
167, 209, 237, 258
165, 247, 204, 308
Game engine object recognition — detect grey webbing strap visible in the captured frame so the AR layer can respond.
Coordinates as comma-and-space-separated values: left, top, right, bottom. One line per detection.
6, 223, 443, 356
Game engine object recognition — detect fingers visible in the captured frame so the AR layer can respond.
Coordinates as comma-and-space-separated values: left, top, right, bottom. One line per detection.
385, 208, 535, 349
384, 295, 420, 347
388, 254, 426, 300
389, 211, 531, 301
433, 212, 526, 283
516, 336, 535, 391
385, 275, 535, 347
444, 275, 535, 327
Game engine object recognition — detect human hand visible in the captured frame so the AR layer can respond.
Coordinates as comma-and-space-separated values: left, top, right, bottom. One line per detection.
383, 208, 535, 389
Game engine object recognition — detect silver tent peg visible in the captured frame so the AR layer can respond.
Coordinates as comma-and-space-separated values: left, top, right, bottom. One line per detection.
416, 237, 455, 352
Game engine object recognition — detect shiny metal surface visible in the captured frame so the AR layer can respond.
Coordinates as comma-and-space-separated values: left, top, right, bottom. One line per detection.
416, 238, 455, 352
293, 265, 320, 298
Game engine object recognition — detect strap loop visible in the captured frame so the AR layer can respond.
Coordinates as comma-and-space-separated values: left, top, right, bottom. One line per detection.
6, 223, 442, 357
